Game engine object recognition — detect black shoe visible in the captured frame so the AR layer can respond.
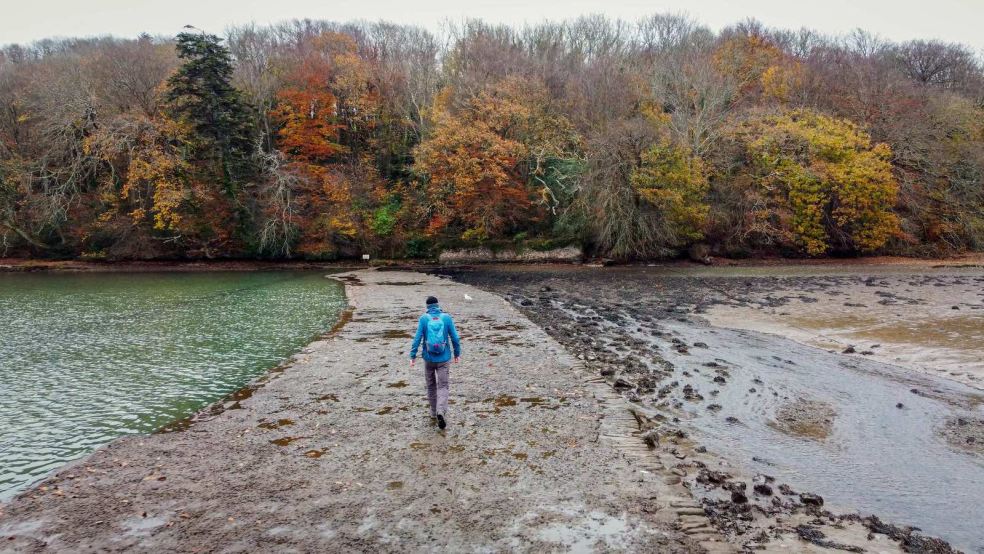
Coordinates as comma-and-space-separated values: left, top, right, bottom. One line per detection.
437, 414, 447, 430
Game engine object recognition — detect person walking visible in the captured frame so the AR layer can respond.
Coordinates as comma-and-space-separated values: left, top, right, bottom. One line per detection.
410, 296, 461, 430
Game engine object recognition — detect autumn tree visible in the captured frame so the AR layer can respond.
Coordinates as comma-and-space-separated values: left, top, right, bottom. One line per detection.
414, 77, 580, 242
630, 138, 709, 247
258, 32, 383, 258
724, 109, 900, 255
414, 88, 531, 241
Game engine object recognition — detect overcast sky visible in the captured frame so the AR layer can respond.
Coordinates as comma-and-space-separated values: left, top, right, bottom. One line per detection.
2, 0, 983, 53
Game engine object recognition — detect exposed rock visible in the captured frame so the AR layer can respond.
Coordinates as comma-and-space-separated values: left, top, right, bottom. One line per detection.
438, 245, 583, 264
799, 493, 824, 507
641, 430, 659, 448
613, 378, 635, 389
863, 515, 958, 554
795, 525, 864, 553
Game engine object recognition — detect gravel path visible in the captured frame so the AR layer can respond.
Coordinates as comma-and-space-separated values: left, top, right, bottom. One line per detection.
0, 270, 708, 553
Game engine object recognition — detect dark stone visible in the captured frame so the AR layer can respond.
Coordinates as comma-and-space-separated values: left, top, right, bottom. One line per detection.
861, 515, 957, 553
613, 378, 635, 389
896, 402, 904, 409
753, 483, 773, 496
799, 493, 824, 507
730, 490, 748, 504
842, 346, 856, 354
795, 525, 863, 553
696, 469, 730, 486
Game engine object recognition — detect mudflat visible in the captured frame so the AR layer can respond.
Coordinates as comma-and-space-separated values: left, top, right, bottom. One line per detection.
0, 270, 704, 553
443, 263, 982, 552
700, 265, 984, 389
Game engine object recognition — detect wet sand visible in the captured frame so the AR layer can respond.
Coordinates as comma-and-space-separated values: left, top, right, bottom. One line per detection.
442, 264, 980, 552
0, 270, 708, 553
702, 267, 984, 390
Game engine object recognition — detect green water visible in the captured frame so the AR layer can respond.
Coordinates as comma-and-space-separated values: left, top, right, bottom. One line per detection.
0, 271, 346, 500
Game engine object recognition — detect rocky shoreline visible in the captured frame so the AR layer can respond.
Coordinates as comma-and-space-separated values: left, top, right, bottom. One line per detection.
2, 252, 982, 274
437, 264, 981, 553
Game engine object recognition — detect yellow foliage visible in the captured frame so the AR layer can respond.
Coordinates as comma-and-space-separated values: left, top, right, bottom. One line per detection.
630, 140, 709, 245
123, 148, 190, 231
760, 63, 805, 104
738, 109, 900, 255
84, 114, 195, 233
714, 35, 783, 92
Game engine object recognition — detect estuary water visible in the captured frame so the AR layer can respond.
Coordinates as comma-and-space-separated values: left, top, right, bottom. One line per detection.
0, 271, 345, 500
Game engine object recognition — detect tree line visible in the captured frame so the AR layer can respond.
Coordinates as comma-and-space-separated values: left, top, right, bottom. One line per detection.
1, 16, 982, 260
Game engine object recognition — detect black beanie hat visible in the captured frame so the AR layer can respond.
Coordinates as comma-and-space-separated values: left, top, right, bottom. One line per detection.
426, 296, 439, 305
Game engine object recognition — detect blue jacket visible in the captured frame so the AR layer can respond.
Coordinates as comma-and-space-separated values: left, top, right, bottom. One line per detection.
410, 304, 461, 363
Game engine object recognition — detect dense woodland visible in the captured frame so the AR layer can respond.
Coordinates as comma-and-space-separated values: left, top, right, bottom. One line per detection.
1, 16, 982, 260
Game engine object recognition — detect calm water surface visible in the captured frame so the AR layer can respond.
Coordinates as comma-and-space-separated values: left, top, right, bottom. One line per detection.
0, 271, 345, 500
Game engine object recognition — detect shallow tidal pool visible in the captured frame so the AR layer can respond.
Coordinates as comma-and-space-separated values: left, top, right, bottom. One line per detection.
0, 271, 345, 500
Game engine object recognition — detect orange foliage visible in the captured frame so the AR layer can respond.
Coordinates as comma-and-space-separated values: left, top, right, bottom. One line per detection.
414, 83, 545, 240
714, 35, 793, 102
272, 53, 345, 163
265, 32, 384, 257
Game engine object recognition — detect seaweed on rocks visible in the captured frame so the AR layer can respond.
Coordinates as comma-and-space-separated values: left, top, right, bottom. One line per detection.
861, 516, 959, 554
795, 525, 864, 552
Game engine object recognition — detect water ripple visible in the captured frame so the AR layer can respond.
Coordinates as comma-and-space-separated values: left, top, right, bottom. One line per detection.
0, 271, 345, 500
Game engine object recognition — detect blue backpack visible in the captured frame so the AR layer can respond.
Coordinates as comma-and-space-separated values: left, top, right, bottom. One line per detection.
425, 315, 448, 356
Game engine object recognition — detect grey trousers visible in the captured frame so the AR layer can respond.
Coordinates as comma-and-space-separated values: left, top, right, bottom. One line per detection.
424, 360, 450, 416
